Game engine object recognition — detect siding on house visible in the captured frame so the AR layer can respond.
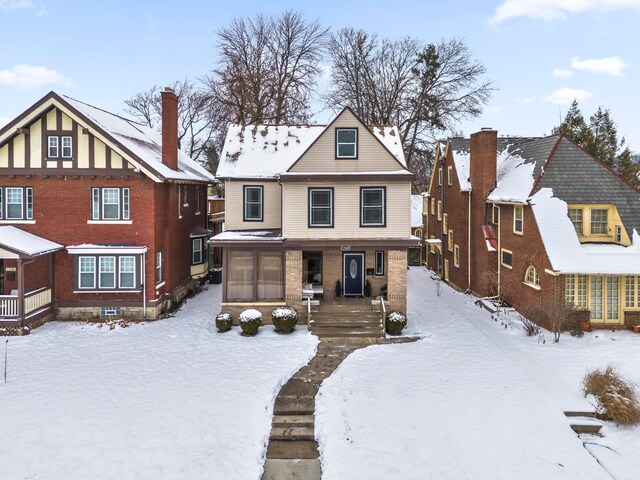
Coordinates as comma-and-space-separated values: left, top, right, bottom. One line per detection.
224, 180, 281, 230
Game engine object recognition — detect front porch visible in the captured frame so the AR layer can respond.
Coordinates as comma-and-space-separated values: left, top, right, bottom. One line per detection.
0, 226, 63, 335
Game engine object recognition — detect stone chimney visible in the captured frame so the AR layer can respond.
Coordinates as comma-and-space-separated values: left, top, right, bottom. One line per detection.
469, 128, 497, 199
161, 87, 178, 170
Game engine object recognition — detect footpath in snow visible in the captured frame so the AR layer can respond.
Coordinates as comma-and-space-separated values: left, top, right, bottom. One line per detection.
0, 284, 318, 480
315, 267, 638, 480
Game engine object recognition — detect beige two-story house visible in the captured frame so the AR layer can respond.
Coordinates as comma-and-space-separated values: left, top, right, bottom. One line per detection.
210, 107, 418, 320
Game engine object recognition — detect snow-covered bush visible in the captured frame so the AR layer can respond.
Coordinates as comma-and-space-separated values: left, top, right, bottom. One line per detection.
271, 307, 298, 334
583, 365, 640, 425
386, 311, 407, 336
519, 315, 540, 337
239, 309, 263, 336
215, 312, 233, 333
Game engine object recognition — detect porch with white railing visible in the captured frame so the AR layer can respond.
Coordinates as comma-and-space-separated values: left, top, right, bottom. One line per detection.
0, 287, 53, 319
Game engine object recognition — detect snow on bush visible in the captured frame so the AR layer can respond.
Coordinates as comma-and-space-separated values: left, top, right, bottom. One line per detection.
239, 309, 262, 336
271, 307, 298, 334
385, 311, 407, 336
215, 312, 233, 333
583, 365, 640, 425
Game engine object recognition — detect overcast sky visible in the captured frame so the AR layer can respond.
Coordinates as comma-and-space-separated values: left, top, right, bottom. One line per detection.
1, 0, 638, 149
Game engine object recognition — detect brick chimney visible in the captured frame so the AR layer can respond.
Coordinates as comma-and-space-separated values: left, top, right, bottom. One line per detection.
469, 128, 497, 199
161, 87, 178, 170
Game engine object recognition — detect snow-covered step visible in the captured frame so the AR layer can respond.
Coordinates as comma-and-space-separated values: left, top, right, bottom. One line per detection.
565, 416, 602, 435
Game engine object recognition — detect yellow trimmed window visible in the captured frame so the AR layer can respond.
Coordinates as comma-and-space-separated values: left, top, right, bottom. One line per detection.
431, 197, 435, 215
524, 265, 540, 287
447, 166, 453, 185
437, 200, 442, 220
443, 213, 448, 231
564, 274, 588, 309
590, 208, 608, 235
454, 244, 460, 267
501, 249, 513, 268
448, 230, 453, 251
513, 205, 523, 234
568, 208, 583, 235
492, 204, 499, 225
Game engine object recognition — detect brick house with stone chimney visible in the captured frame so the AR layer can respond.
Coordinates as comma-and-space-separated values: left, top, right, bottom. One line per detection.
426, 129, 640, 330
0, 89, 214, 334
210, 107, 419, 321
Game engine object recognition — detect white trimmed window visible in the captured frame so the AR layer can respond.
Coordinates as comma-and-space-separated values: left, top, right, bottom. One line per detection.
91, 187, 130, 221
336, 128, 357, 158
119, 256, 136, 289
375, 251, 384, 276
0, 186, 33, 220
524, 265, 540, 287
61, 136, 72, 158
192, 238, 206, 264
75, 254, 140, 291
513, 205, 523, 234
47, 135, 72, 158
156, 251, 163, 284
99, 257, 116, 288
361, 187, 385, 226
48, 136, 59, 157
79, 257, 96, 289
309, 188, 333, 227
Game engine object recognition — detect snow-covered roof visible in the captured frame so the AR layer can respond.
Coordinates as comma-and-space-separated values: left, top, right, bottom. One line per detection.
66, 244, 148, 255
217, 123, 406, 179
531, 188, 640, 274
0, 226, 63, 257
63, 95, 215, 184
208, 230, 283, 243
411, 195, 424, 228
487, 149, 534, 203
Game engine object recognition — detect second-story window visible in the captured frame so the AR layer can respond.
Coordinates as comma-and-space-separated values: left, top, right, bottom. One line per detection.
590, 208, 608, 235
568, 208, 583, 235
91, 187, 130, 221
513, 205, 523, 234
244, 185, 263, 221
48, 135, 72, 158
336, 128, 357, 158
309, 188, 333, 227
0, 187, 33, 220
361, 187, 385, 227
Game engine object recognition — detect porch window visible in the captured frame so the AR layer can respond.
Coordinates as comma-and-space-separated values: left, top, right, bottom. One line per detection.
590, 208, 608, 235
513, 205, 523, 234
566, 274, 588, 309
361, 187, 385, 226
0, 187, 33, 220
227, 251, 255, 300
119, 256, 136, 289
91, 187, 130, 221
79, 257, 96, 289
336, 128, 357, 158
258, 252, 283, 299
375, 251, 384, 276
243, 186, 263, 221
309, 188, 333, 227
226, 250, 284, 301
99, 257, 116, 288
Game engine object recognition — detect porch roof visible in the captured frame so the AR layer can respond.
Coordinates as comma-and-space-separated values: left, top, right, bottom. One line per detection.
208, 229, 284, 246
0, 226, 63, 258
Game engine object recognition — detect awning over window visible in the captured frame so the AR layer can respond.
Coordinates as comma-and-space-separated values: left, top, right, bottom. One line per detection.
0, 226, 63, 258
66, 244, 148, 255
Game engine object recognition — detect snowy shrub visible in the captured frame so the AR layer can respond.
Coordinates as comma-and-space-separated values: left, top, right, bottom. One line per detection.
583, 366, 640, 425
215, 312, 233, 333
386, 311, 407, 336
271, 307, 298, 334
239, 309, 263, 336
519, 315, 540, 337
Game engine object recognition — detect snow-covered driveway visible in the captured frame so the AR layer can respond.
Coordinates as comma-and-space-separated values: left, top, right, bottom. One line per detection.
0, 285, 318, 480
315, 267, 622, 480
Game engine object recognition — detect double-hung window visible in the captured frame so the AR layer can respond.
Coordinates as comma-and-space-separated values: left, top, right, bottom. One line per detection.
156, 251, 163, 284
91, 187, 130, 221
336, 128, 357, 158
309, 188, 333, 227
119, 257, 136, 288
79, 257, 96, 289
192, 237, 206, 264
513, 205, 523, 234
361, 187, 385, 227
0, 187, 33, 220
244, 186, 263, 221
99, 257, 116, 288
47, 135, 72, 158
75, 254, 140, 291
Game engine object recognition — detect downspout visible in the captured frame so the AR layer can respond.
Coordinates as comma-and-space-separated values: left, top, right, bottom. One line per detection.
496, 205, 501, 296
467, 191, 471, 289
439, 155, 445, 277
142, 252, 147, 320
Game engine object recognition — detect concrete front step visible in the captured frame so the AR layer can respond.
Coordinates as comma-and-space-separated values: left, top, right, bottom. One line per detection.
564, 411, 597, 418
272, 415, 314, 428
310, 319, 382, 326
278, 379, 319, 398
262, 458, 321, 480
270, 426, 315, 441
274, 397, 315, 416
266, 440, 319, 459
310, 330, 384, 338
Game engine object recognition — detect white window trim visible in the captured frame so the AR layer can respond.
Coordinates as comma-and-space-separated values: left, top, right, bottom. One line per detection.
513, 205, 523, 235
92, 187, 130, 221
336, 128, 358, 159
48, 136, 59, 158
309, 188, 333, 227
99, 256, 116, 289
244, 186, 263, 221
524, 266, 540, 289
79, 256, 96, 289
61, 136, 73, 158
118, 256, 136, 289
1, 186, 33, 221
156, 251, 164, 285
192, 238, 204, 264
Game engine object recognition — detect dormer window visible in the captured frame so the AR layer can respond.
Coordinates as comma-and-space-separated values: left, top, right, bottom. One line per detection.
590, 208, 608, 235
568, 208, 583, 235
336, 128, 357, 159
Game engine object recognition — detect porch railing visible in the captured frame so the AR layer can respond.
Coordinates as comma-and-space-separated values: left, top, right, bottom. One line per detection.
0, 287, 53, 319
0, 295, 19, 318
24, 287, 52, 315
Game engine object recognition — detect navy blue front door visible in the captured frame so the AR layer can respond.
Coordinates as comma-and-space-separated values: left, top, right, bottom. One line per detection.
343, 253, 364, 296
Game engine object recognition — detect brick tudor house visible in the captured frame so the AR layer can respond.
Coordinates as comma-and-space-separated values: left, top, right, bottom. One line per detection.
210, 107, 419, 320
427, 128, 640, 330
0, 89, 214, 334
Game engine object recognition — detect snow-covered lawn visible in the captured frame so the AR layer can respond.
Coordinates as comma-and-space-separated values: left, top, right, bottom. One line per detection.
316, 267, 639, 480
0, 285, 318, 480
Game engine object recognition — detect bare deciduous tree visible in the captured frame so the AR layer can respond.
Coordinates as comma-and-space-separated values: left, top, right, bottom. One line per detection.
124, 78, 222, 169
327, 30, 494, 190
207, 10, 329, 125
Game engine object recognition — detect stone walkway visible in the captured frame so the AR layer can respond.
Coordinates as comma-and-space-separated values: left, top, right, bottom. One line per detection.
262, 336, 416, 480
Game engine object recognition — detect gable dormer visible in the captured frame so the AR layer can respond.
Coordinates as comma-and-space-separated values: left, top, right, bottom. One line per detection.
287, 107, 406, 174
567, 203, 631, 246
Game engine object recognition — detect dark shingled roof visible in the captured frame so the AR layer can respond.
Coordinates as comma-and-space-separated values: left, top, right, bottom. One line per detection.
534, 137, 640, 239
